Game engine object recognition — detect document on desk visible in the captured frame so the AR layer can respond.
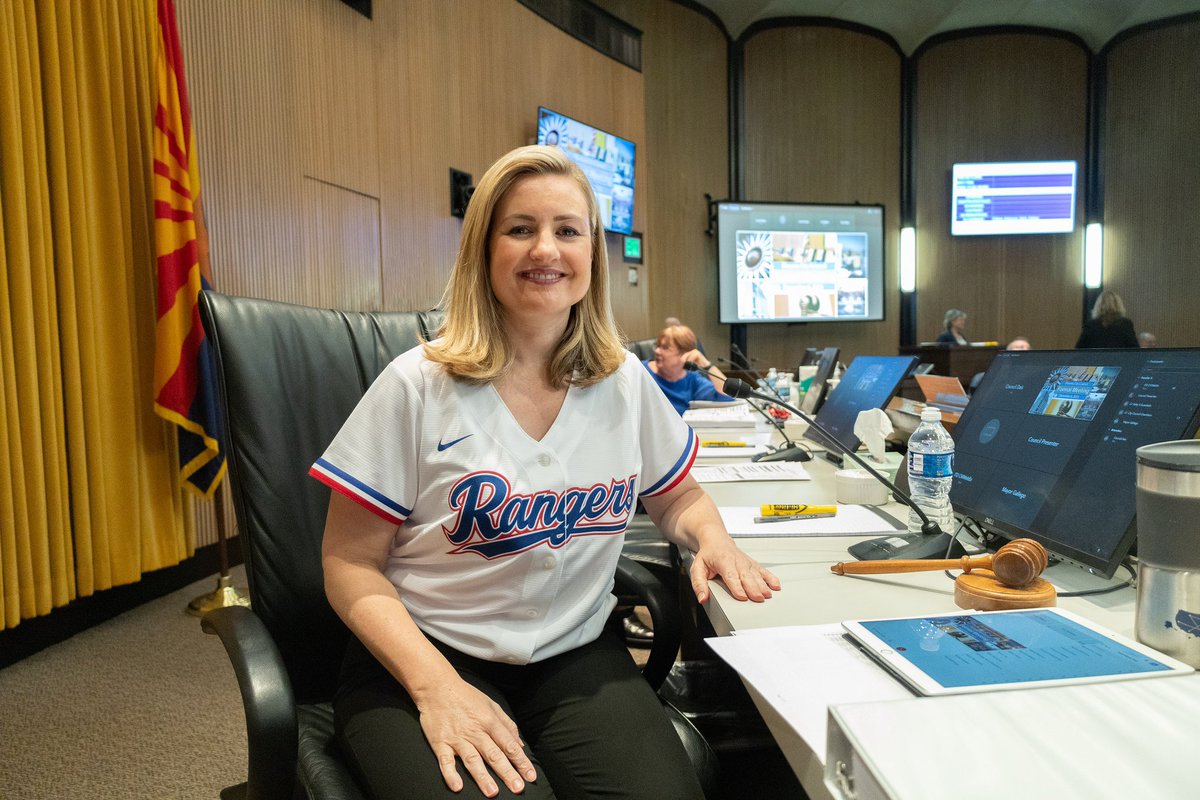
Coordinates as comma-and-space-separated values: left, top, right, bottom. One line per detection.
691, 462, 811, 482
705, 625, 912, 761
718, 504, 904, 536
683, 402, 756, 428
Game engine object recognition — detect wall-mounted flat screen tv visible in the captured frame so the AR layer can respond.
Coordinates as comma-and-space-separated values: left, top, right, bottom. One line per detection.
951, 161, 1077, 236
536, 107, 635, 235
717, 201, 885, 324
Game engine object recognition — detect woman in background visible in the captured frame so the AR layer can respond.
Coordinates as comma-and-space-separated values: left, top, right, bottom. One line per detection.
643, 324, 733, 415
936, 309, 969, 345
1076, 290, 1139, 348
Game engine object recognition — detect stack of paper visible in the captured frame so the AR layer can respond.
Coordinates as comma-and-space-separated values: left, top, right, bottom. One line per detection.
683, 401, 756, 428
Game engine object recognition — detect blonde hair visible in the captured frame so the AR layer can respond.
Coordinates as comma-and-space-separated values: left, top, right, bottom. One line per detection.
424, 145, 626, 387
1091, 290, 1127, 326
656, 324, 698, 353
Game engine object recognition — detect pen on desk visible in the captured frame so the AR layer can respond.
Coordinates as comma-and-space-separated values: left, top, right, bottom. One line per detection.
759, 503, 837, 517
753, 512, 837, 523
702, 440, 748, 447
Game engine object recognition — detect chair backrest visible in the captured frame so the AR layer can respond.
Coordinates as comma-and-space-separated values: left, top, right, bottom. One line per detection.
200, 290, 433, 702
627, 338, 656, 361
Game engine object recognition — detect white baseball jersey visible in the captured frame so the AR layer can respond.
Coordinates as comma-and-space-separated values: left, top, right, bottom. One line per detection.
310, 347, 697, 665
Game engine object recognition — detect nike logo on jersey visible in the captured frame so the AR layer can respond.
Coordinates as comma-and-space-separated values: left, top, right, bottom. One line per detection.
442, 471, 637, 558
437, 434, 473, 451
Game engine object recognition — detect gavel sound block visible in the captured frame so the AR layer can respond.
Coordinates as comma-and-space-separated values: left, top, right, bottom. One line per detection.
831, 538, 1057, 611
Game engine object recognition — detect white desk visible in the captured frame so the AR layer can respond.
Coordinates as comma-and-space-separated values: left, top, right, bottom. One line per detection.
692, 432, 1137, 799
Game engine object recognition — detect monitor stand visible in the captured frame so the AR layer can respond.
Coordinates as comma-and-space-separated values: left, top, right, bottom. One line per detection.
821, 450, 844, 467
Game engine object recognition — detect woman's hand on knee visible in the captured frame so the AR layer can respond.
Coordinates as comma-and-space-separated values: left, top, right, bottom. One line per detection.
417, 680, 538, 797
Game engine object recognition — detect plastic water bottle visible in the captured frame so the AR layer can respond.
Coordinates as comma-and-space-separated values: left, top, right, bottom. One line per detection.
766, 367, 779, 397
906, 407, 956, 534
777, 373, 792, 405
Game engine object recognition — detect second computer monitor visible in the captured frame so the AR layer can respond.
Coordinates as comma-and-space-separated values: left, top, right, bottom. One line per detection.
804, 355, 917, 462
799, 347, 840, 415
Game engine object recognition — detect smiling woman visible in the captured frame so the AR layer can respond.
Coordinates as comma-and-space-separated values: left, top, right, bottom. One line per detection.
487, 174, 593, 332
311, 144, 781, 799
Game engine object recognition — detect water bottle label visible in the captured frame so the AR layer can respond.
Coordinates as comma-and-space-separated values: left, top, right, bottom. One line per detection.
909, 451, 953, 478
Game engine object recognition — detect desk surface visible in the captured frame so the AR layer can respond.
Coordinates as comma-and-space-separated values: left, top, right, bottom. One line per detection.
692, 428, 1137, 799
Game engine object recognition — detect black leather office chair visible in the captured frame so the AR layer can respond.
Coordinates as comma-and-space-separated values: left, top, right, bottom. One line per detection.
197, 291, 719, 800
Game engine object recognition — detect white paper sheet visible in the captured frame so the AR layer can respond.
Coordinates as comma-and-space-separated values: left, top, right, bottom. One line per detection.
683, 403, 757, 428
705, 625, 912, 760
718, 504, 904, 537
691, 462, 811, 482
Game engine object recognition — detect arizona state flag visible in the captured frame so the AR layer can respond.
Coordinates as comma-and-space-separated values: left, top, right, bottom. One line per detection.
151, 0, 224, 497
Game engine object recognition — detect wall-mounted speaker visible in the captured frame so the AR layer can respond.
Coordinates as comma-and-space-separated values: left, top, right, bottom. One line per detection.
449, 168, 474, 219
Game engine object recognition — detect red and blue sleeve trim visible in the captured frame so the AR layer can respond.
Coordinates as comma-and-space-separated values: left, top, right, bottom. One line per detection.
309, 458, 410, 526
640, 428, 698, 497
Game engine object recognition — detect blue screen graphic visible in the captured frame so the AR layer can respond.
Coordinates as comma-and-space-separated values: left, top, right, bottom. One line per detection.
860, 610, 1172, 688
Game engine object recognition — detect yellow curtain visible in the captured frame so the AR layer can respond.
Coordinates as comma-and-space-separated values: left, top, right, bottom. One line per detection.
0, 0, 195, 631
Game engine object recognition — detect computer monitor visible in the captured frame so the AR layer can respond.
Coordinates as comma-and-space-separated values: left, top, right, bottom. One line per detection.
950, 348, 1200, 578
799, 347, 840, 415
804, 355, 917, 464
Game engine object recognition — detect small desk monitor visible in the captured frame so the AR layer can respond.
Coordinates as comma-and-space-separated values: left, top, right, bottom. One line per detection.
799, 347, 840, 415
950, 348, 1200, 578
804, 355, 917, 464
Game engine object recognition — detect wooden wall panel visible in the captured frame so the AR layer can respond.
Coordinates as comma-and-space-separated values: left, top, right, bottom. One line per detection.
741, 26, 902, 366
1103, 19, 1200, 347
914, 34, 1087, 350
372, 0, 646, 329
174, 0, 646, 545
595, 0, 730, 347
301, 178, 382, 310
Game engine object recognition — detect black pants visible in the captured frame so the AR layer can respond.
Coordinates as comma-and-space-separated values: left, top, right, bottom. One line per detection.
335, 630, 704, 799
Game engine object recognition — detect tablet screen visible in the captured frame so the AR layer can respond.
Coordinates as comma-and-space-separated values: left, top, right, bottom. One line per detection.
848, 608, 1187, 692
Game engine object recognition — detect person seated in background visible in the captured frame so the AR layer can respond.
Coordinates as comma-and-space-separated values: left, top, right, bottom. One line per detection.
1139, 331, 1159, 348
1076, 290, 1139, 348
643, 323, 733, 414
665, 315, 705, 355
1007, 336, 1032, 351
936, 309, 969, 345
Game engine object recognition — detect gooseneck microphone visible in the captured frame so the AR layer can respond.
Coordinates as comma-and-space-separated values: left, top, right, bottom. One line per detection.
700, 370, 962, 561
685, 362, 809, 462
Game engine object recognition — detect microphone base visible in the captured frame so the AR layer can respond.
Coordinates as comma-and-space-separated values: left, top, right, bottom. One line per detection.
847, 532, 968, 562
751, 442, 812, 463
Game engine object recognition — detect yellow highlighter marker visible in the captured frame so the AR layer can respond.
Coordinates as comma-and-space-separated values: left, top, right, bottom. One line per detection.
702, 440, 748, 447
759, 503, 837, 517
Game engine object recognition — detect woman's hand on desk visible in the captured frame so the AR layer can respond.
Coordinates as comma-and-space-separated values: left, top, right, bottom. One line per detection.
689, 539, 780, 604
642, 476, 780, 604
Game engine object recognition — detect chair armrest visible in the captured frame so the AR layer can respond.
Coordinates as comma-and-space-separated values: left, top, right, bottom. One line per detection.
615, 556, 682, 691
202, 606, 299, 800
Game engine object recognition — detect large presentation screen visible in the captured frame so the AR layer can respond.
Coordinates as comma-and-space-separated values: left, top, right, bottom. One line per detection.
537, 107, 636, 235
951, 161, 1077, 236
950, 348, 1200, 577
717, 201, 885, 324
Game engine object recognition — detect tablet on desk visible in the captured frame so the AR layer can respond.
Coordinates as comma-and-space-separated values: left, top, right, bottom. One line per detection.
842, 607, 1194, 697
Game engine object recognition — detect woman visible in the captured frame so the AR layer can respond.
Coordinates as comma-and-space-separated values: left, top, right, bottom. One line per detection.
1076, 290, 1139, 348
644, 324, 733, 415
311, 145, 779, 800
936, 309, 968, 345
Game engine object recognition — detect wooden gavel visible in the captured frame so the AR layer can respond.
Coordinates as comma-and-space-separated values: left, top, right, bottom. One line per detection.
831, 538, 1049, 588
